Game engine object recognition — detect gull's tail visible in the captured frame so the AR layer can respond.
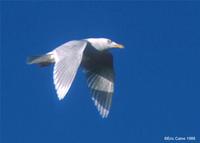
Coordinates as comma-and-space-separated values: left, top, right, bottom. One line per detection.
27, 53, 54, 67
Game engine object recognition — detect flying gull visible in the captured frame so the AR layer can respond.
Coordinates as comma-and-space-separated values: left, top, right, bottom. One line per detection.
27, 38, 124, 118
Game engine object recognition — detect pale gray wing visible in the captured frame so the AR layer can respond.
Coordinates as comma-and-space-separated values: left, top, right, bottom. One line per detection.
83, 50, 114, 118
52, 40, 87, 100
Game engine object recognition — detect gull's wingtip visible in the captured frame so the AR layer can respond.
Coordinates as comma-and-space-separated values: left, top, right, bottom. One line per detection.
58, 95, 65, 101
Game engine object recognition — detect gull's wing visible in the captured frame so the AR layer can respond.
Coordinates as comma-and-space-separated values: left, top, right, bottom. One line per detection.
83, 50, 114, 118
52, 40, 87, 100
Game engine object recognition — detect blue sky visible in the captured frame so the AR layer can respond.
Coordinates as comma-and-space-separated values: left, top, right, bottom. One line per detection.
1, 2, 200, 143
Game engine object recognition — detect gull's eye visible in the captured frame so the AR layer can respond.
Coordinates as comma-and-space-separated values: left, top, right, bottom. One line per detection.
107, 39, 112, 43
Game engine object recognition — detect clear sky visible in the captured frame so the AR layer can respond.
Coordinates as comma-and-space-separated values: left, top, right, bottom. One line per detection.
1, 1, 200, 143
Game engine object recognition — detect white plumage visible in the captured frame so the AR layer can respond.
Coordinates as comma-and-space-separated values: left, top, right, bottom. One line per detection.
27, 38, 124, 118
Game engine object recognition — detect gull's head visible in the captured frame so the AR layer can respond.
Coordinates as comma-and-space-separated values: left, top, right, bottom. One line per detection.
86, 38, 124, 51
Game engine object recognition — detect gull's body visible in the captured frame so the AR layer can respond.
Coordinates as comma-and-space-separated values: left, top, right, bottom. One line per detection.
27, 38, 123, 118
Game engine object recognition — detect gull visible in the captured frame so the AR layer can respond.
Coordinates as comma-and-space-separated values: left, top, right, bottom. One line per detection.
27, 38, 124, 118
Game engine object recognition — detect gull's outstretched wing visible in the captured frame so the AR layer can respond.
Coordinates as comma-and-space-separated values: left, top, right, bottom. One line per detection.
83, 49, 115, 118
53, 40, 87, 100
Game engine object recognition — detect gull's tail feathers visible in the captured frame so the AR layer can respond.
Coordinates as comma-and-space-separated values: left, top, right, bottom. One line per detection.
27, 53, 55, 67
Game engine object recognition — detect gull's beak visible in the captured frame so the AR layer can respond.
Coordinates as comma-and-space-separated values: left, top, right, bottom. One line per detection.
113, 43, 124, 48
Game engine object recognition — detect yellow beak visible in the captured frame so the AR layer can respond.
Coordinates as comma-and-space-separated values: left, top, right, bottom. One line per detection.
114, 43, 124, 48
